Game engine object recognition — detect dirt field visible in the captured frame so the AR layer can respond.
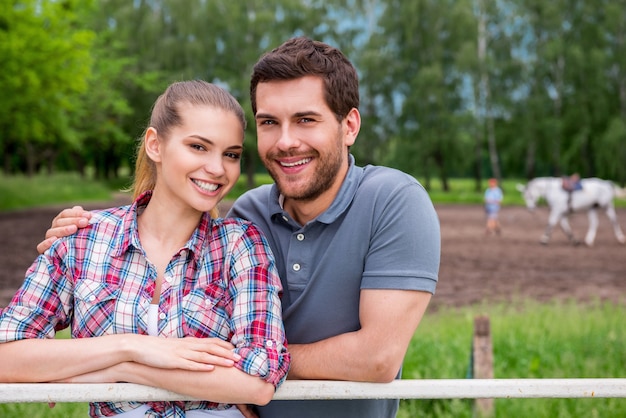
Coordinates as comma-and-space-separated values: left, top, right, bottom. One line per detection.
1, 198, 625, 309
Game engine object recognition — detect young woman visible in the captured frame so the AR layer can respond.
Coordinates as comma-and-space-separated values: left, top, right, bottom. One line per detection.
0, 80, 290, 417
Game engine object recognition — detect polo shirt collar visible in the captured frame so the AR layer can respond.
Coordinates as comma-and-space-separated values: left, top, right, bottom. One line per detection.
270, 154, 363, 225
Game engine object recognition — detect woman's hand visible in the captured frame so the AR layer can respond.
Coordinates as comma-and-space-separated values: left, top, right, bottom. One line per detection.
54, 336, 241, 383
126, 335, 240, 371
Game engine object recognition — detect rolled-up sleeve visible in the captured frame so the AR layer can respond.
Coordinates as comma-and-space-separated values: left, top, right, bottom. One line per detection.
226, 223, 290, 388
0, 245, 72, 342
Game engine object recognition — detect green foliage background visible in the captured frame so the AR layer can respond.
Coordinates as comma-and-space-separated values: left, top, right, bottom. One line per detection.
3, 0, 626, 190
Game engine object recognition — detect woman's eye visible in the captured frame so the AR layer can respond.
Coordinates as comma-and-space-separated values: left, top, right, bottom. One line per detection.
225, 152, 241, 160
190, 144, 206, 151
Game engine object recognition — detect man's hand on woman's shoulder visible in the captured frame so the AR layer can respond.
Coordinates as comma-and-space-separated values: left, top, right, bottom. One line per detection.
36, 206, 92, 254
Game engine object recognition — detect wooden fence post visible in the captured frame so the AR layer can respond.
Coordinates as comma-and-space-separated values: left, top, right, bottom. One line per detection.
473, 315, 494, 417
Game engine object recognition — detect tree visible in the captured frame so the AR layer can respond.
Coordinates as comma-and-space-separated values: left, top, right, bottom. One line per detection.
0, 0, 94, 175
86, 0, 335, 188
363, 0, 475, 189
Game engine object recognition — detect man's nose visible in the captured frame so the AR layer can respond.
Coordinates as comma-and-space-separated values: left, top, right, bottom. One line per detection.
275, 125, 301, 150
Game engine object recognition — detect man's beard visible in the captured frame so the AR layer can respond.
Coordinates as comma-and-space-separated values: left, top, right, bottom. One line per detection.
265, 146, 344, 202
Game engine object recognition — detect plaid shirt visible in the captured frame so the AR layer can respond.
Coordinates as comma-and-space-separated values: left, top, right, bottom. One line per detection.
0, 192, 290, 417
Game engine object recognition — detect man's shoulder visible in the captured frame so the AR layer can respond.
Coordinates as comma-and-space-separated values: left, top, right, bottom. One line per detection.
349, 164, 433, 220
237, 183, 273, 201
233, 184, 273, 209
230, 184, 274, 223
361, 164, 420, 185
359, 164, 424, 197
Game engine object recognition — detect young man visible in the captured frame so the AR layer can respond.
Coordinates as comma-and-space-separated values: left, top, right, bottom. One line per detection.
36, 37, 440, 418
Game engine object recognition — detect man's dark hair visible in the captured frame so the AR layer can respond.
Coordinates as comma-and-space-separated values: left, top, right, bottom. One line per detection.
250, 37, 359, 121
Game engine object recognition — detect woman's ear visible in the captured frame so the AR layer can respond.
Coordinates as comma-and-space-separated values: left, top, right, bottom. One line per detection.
144, 127, 162, 163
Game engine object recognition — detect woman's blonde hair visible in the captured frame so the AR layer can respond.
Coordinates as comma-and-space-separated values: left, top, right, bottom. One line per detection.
130, 80, 246, 218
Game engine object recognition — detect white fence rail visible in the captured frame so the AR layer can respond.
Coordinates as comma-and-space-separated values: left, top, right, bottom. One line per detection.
3, 317, 624, 418
2, 379, 626, 404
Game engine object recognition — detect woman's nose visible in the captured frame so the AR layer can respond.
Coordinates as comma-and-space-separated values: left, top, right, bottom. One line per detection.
204, 155, 225, 176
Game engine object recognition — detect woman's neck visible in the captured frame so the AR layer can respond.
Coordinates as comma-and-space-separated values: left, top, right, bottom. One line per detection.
137, 195, 204, 255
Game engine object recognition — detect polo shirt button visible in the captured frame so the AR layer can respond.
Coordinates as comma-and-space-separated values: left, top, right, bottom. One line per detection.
296, 233, 305, 241
282, 215, 289, 222
292, 263, 301, 271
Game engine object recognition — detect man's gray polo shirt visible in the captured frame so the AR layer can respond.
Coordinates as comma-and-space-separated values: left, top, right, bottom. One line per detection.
228, 156, 440, 418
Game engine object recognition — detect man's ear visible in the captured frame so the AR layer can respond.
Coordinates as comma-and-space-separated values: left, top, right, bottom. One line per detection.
343, 108, 361, 147
144, 127, 162, 163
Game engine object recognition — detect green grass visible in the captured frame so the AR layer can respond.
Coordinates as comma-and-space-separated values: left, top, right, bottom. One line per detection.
0, 402, 88, 418
419, 178, 526, 205
398, 299, 626, 418
2, 173, 624, 211
0, 172, 276, 212
419, 177, 626, 207
0, 172, 113, 211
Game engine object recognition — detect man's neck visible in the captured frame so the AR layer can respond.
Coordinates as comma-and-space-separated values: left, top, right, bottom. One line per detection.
283, 166, 350, 226
283, 193, 334, 226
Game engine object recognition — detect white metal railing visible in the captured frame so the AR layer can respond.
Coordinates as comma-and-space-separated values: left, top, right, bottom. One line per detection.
2, 379, 626, 404
3, 316, 624, 417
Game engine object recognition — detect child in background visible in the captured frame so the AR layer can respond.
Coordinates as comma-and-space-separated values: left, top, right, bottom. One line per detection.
484, 178, 503, 235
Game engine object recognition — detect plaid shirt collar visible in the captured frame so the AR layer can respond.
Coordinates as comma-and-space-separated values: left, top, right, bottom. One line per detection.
110, 190, 212, 263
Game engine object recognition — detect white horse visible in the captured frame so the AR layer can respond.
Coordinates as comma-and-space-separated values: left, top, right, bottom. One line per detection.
516, 177, 626, 246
